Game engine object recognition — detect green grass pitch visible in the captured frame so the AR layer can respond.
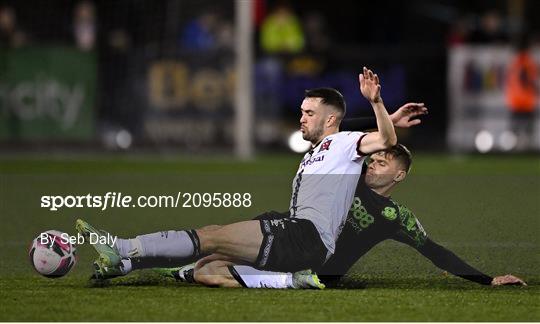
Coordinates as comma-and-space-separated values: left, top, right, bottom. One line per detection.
0, 153, 539, 321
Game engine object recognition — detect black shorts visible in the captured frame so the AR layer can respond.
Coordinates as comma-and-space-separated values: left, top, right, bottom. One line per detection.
252, 211, 327, 272
252, 210, 290, 221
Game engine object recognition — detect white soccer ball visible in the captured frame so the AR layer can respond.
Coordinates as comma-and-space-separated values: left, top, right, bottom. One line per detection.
29, 230, 77, 278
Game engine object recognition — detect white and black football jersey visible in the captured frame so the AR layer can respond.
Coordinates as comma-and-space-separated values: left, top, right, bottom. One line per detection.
289, 131, 366, 255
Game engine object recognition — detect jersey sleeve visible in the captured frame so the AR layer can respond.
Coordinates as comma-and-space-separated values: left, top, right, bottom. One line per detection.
392, 202, 428, 248
391, 203, 493, 285
341, 132, 366, 161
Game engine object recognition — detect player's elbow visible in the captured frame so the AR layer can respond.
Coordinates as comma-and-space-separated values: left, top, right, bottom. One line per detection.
359, 132, 397, 155
194, 264, 224, 287
379, 133, 397, 149
386, 134, 398, 147
194, 272, 224, 287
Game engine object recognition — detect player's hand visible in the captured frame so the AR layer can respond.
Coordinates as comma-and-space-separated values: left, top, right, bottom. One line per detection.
359, 66, 382, 104
390, 102, 428, 128
491, 274, 527, 286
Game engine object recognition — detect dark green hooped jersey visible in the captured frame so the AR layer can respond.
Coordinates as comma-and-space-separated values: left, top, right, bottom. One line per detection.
316, 176, 493, 285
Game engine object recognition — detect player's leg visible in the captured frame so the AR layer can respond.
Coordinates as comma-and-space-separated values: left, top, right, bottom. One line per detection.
77, 218, 263, 277
156, 259, 325, 289
114, 220, 263, 262
155, 251, 325, 289
76, 219, 223, 278
79, 214, 326, 279
112, 211, 287, 264
196, 220, 263, 263
153, 253, 238, 283
114, 224, 224, 260
78, 210, 288, 274
193, 260, 242, 288
113, 220, 263, 263
78, 217, 261, 261
192, 260, 325, 289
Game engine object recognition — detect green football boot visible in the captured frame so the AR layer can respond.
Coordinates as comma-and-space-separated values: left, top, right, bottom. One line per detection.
92, 255, 125, 280
75, 219, 122, 267
154, 263, 196, 283
292, 270, 325, 289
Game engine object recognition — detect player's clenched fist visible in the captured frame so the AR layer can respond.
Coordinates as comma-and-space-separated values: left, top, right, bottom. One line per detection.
359, 66, 382, 104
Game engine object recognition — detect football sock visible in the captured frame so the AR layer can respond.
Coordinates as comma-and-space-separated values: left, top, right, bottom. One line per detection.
114, 230, 200, 258
231, 265, 293, 289
120, 258, 132, 274
115, 238, 141, 258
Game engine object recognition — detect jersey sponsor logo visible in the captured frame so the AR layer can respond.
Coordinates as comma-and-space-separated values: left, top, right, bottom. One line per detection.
318, 139, 332, 153
300, 155, 325, 168
381, 207, 397, 220
348, 197, 375, 232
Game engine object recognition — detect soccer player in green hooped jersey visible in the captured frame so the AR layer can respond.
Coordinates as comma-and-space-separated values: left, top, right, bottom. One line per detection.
315, 144, 525, 287
168, 144, 526, 289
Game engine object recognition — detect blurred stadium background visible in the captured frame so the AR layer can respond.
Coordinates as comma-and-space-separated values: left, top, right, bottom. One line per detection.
0, 0, 539, 156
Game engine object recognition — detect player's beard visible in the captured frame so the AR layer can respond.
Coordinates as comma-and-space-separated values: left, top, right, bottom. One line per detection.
365, 172, 392, 190
302, 121, 325, 144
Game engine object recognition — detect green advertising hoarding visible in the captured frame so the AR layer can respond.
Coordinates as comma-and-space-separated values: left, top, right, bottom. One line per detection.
0, 47, 96, 140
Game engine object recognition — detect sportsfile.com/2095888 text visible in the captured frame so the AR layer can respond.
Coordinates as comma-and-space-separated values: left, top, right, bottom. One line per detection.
40, 192, 253, 211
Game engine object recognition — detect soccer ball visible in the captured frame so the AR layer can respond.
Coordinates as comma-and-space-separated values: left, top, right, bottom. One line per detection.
29, 230, 77, 278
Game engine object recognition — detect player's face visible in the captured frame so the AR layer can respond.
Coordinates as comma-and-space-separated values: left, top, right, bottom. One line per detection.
299, 97, 327, 144
365, 152, 403, 189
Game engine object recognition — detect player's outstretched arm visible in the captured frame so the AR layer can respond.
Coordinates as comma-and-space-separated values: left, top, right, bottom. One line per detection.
357, 67, 397, 154
410, 238, 494, 285
341, 102, 428, 131
396, 235, 527, 286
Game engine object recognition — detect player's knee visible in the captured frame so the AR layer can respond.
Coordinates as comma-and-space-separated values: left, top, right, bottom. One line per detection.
193, 266, 208, 284
195, 261, 233, 287
196, 226, 225, 252
196, 274, 227, 287
194, 264, 227, 287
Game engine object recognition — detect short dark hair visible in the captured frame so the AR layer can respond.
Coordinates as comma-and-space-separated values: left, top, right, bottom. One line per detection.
304, 87, 346, 120
384, 144, 412, 172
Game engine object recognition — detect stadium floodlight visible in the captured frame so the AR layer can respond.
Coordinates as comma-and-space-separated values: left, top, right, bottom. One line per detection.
475, 130, 494, 153
288, 130, 311, 153
499, 131, 517, 152
102, 128, 132, 150
116, 130, 133, 150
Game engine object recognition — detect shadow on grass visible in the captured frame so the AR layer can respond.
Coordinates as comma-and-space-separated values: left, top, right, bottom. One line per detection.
86, 270, 187, 288
85, 270, 536, 291
341, 274, 536, 290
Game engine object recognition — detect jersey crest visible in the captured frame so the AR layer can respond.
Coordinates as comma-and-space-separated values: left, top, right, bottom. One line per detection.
381, 207, 397, 220
318, 139, 332, 152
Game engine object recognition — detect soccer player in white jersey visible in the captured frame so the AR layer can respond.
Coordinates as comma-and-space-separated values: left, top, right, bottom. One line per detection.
76, 67, 398, 278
